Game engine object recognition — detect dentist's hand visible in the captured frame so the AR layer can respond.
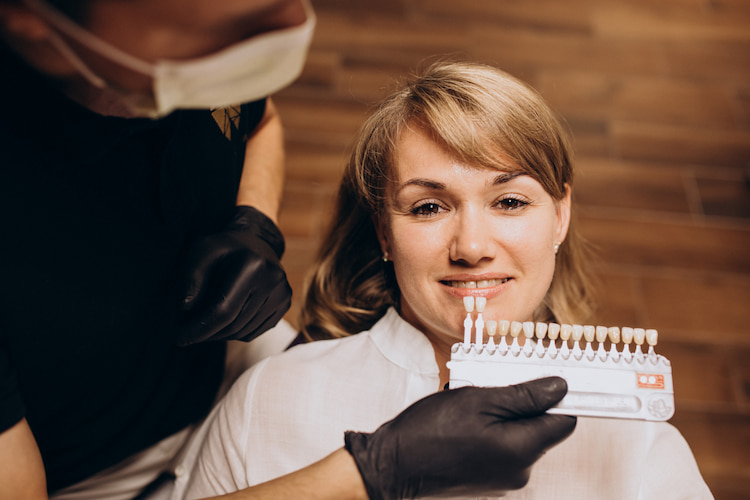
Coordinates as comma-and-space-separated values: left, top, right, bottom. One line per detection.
174, 205, 292, 345
345, 377, 576, 500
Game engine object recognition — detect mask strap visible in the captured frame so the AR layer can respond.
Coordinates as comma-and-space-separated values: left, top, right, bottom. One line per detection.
23, 0, 154, 76
45, 29, 106, 88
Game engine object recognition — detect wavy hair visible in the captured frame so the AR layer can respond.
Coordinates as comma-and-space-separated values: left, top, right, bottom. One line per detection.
300, 61, 595, 341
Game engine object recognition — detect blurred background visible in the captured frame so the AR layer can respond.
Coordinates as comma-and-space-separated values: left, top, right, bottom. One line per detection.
271, 1, 750, 497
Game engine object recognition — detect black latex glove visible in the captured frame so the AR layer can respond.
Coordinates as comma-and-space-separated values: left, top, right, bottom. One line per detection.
345, 377, 576, 500
174, 205, 292, 345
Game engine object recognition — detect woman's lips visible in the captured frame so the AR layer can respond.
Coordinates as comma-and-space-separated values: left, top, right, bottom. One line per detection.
444, 278, 510, 288
440, 278, 513, 298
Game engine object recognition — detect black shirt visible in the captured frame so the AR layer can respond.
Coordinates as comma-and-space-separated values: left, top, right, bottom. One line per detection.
0, 47, 266, 492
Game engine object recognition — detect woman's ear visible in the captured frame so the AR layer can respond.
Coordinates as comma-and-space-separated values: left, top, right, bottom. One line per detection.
555, 184, 572, 244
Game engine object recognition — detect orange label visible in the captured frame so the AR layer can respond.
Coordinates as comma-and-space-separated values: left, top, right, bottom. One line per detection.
637, 373, 665, 389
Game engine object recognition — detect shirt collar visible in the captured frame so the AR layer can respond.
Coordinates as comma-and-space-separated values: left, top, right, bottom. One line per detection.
368, 308, 440, 375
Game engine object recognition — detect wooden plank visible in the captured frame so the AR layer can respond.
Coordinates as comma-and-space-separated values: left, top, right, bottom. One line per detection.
613, 121, 750, 167
538, 72, 741, 129
659, 341, 737, 406
696, 176, 750, 218
470, 26, 667, 76
577, 215, 750, 273
413, 0, 594, 33
669, 410, 750, 495
662, 39, 750, 81
590, 268, 644, 326
575, 156, 693, 213
639, 273, 750, 343
311, 11, 470, 54
592, 2, 750, 42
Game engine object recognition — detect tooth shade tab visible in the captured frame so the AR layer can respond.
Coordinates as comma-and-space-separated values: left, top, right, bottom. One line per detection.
621, 327, 634, 344
608, 327, 621, 344
634, 328, 646, 346
560, 324, 572, 341
475, 296, 487, 312
646, 329, 658, 346
535, 322, 548, 339
498, 320, 510, 336
510, 321, 522, 338
463, 296, 475, 313
548, 323, 560, 340
486, 320, 498, 337
522, 322, 535, 339
583, 325, 595, 343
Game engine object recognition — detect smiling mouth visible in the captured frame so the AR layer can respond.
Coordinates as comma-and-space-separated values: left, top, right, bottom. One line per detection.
443, 278, 512, 288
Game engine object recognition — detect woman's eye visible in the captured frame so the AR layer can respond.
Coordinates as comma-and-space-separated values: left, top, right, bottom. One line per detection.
497, 197, 529, 210
411, 202, 443, 216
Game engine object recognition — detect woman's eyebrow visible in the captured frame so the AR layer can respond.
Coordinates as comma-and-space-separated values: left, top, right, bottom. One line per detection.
492, 171, 526, 185
395, 178, 446, 196
395, 172, 527, 196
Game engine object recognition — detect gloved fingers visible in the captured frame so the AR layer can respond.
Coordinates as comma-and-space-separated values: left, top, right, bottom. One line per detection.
208, 266, 292, 342
177, 243, 229, 313
486, 376, 569, 418
176, 252, 256, 344
177, 252, 291, 345
511, 413, 577, 455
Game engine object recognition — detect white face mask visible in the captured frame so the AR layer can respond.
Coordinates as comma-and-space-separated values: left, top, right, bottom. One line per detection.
24, 0, 316, 118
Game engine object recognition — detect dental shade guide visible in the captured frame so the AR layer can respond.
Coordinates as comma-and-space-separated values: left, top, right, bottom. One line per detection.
448, 313, 675, 421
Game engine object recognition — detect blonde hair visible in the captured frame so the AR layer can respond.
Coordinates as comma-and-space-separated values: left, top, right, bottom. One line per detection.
300, 61, 595, 341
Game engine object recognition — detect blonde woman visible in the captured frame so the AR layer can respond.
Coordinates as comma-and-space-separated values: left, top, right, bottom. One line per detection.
179, 61, 711, 500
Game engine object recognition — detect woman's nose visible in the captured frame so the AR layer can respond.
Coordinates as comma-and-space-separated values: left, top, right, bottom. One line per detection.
449, 209, 496, 265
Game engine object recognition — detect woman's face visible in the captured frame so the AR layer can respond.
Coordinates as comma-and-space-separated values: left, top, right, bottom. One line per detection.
377, 125, 571, 352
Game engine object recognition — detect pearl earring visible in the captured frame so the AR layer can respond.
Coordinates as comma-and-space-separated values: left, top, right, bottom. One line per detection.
382, 252, 390, 263
554, 242, 561, 254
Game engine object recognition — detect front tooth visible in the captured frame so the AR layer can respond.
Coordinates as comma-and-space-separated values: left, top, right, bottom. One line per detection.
477, 280, 490, 288
535, 322, 548, 339
621, 327, 634, 344
596, 326, 608, 343
560, 324, 572, 341
486, 320, 498, 337
608, 327, 621, 343
646, 329, 658, 346
463, 296, 475, 313
465, 281, 477, 288
498, 320, 510, 336
634, 328, 646, 346
548, 323, 560, 340
522, 321, 535, 339
475, 296, 487, 312
583, 325, 595, 342
510, 321, 522, 338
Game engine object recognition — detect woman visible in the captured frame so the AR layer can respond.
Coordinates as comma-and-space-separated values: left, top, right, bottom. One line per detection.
179, 61, 712, 499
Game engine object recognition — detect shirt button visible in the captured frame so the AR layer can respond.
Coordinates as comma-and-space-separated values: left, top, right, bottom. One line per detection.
174, 464, 186, 477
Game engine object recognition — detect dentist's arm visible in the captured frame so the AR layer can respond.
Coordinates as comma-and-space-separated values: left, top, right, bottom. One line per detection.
0, 419, 48, 500
174, 99, 292, 346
